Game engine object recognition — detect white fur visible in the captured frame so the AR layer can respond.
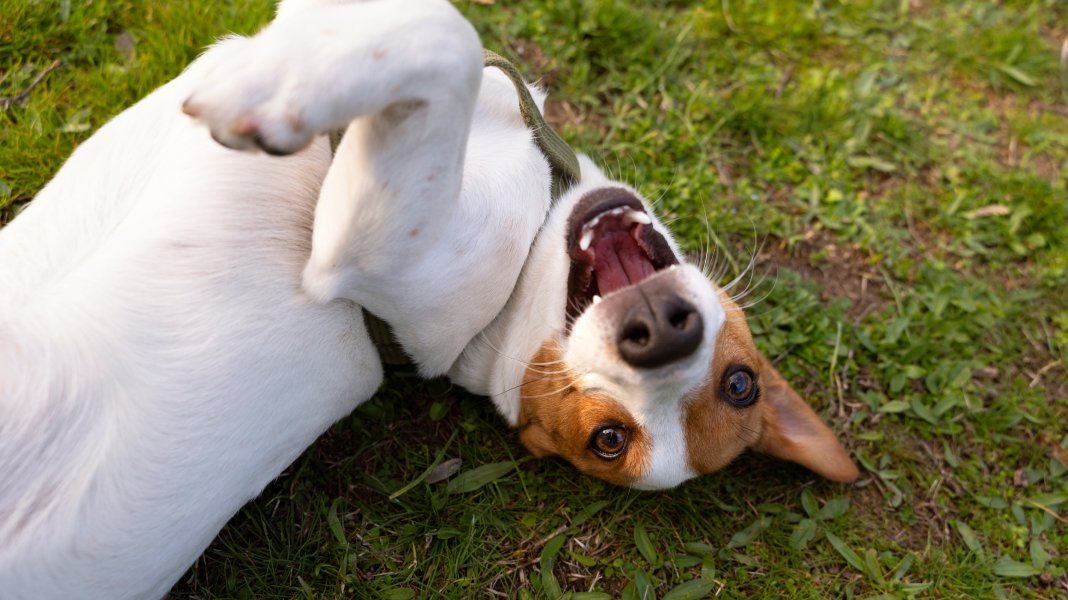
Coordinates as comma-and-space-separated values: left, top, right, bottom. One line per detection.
0, 1, 550, 597
0, 0, 735, 597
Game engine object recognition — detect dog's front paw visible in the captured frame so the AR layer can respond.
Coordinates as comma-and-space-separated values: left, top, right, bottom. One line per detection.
182, 47, 321, 156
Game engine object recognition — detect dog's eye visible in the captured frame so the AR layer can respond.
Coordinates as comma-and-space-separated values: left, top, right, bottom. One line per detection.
590, 426, 628, 459
721, 365, 758, 407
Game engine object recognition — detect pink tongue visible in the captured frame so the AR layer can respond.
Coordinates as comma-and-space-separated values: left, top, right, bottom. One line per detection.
593, 231, 656, 295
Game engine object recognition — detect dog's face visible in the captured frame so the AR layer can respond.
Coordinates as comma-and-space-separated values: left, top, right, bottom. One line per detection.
517, 183, 858, 490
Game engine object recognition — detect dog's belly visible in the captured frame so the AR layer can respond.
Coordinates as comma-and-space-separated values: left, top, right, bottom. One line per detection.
0, 53, 383, 598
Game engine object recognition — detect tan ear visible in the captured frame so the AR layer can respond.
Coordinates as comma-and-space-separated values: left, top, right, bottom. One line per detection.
752, 359, 859, 483
518, 421, 559, 459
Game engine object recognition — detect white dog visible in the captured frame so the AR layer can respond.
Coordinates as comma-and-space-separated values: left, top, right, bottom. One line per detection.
0, 1, 857, 597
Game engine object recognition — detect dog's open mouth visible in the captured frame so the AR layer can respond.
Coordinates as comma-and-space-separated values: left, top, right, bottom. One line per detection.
566, 188, 679, 326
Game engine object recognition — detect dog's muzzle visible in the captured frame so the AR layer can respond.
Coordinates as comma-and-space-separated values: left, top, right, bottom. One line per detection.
612, 276, 703, 368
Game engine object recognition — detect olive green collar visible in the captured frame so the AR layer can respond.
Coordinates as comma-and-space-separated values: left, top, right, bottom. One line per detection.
355, 50, 581, 366
482, 49, 580, 202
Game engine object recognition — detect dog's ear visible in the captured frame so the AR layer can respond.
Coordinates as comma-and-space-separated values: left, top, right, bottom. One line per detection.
752, 357, 859, 483
518, 421, 559, 459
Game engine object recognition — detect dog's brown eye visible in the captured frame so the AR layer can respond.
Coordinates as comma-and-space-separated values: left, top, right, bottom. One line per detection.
721, 365, 758, 407
590, 426, 628, 459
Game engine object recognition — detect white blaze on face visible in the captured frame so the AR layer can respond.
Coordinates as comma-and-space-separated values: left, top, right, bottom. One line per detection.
630, 402, 698, 490
565, 264, 727, 490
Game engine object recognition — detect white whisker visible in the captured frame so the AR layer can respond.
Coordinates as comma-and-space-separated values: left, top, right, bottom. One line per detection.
517, 372, 590, 400
476, 333, 565, 367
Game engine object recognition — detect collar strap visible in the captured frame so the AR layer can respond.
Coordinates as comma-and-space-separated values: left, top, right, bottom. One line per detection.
483, 49, 581, 201
357, 50, 580, 366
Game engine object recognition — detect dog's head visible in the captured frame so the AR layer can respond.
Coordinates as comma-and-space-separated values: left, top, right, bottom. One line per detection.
512, 162, 858, 490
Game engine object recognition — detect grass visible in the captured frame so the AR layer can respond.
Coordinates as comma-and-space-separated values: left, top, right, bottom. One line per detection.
2, 0, 1066, 598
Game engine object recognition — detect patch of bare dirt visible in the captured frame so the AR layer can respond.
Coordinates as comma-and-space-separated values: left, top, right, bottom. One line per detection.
509, 39, 557, 87
758, 230, 887, 322
544, 98, 589, 133
487, 521, 630, 597
500, 38, 597, 135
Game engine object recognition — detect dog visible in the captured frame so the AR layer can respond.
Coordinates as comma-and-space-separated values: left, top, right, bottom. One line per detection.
0, 0, 858, 597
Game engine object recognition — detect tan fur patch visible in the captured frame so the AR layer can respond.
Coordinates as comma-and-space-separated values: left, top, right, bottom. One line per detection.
684, 292, 766, 474
517, 341, 650, 486
686, 290, 859, 482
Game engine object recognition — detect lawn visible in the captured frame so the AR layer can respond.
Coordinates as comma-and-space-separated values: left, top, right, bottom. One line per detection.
2, 0, 1066, 598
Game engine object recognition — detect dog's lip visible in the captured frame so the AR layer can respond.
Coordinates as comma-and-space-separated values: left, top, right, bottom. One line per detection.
564, 188, 679, 330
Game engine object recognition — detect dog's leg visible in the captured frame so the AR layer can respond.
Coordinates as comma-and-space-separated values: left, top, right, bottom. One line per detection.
185, 0, 490, 374
184, 0, 480, 156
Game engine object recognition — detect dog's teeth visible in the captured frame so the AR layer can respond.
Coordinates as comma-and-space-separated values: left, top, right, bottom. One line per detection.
624, 210, 652, 225
593, 295, 602, 304
579, 228, 594, 251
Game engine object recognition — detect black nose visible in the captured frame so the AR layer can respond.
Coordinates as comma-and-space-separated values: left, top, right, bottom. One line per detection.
616, 290, 703, 369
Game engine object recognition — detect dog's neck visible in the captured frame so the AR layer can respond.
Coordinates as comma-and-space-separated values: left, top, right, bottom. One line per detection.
449, 158, 618, 424
448, 226, 567, 425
